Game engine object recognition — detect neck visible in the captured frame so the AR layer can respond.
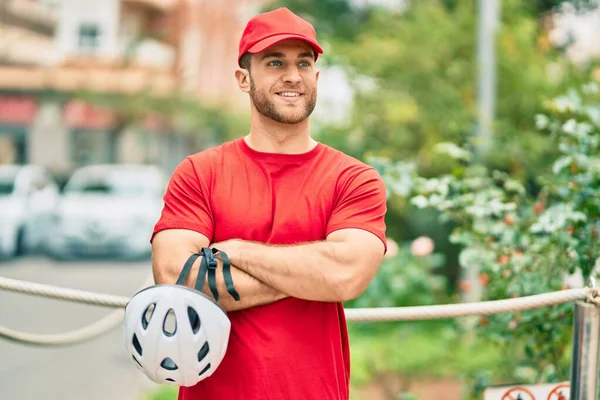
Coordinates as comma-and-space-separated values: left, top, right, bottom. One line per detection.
245, 110, 316, 154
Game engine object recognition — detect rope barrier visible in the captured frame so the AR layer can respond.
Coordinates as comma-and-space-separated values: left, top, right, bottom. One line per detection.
344, 288, 592, 321
0, 276, 134, 308
0, 275, 599, 346
0, 310, 125, 347
0, 274, 154, 347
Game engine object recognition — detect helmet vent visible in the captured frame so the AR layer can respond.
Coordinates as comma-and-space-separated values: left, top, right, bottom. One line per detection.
160, 357, 179, 371
199, 363, 211, 377
166, 378, 175, 382
132, 333, 143, 356
163, 308, 177, 337
141, 303, 156, 330
198, 341, 209, 362
187, 306, 200, 334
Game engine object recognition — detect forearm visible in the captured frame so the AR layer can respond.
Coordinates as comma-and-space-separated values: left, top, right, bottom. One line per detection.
154, 254, 286, 312
202, 262, 288, 312
229, 240, 358, 302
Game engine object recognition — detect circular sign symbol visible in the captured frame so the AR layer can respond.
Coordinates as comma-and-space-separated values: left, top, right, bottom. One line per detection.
547, 383, 570, 400
501, 387, 536, 400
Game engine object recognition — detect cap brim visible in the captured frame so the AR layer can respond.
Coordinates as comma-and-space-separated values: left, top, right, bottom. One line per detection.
247, 34, 324, 58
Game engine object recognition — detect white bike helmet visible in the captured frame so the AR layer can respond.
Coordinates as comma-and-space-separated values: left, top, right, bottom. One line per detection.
124, 248, 240, 387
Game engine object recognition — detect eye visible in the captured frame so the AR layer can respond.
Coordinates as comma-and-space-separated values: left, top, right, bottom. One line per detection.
267, 60, 283, 67
299, 61, 311, 67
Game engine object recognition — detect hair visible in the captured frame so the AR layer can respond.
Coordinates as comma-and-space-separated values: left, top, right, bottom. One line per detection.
240, 52, 252, 71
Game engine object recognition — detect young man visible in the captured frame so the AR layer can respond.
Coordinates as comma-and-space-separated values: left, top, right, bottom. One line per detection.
151, 7, 387, 400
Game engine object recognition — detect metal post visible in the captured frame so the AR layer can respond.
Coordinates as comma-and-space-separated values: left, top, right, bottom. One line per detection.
570, 301, 600, 399
462, 0, 501, 307
476, 0, 500, 156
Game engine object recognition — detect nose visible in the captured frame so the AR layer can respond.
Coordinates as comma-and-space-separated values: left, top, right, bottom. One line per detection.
282, 65, 301, 85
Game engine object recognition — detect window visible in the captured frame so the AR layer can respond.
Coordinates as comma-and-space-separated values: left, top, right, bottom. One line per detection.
78, 23, 101, 52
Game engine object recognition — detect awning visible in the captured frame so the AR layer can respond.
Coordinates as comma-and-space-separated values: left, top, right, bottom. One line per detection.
0, 96, 38, 125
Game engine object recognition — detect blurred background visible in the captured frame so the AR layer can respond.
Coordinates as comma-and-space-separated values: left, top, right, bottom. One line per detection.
0, 0, 599, 399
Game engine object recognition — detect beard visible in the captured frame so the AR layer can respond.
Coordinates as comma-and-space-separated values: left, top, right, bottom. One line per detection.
249, 75, 317, 124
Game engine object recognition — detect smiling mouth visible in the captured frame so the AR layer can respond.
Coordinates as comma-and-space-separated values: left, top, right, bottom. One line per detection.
276, 91, 303, 98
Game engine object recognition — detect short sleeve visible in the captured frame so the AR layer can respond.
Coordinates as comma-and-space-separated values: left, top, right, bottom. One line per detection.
326, 167, 388, 251
150, 157, 214, 243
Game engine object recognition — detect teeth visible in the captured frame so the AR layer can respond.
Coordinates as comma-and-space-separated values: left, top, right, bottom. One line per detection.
279, 92, 300, 97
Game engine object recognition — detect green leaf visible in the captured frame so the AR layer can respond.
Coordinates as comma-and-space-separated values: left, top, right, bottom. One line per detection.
530, 204, 588, 234
553, 156, 573, 175
433, 142, 473, 163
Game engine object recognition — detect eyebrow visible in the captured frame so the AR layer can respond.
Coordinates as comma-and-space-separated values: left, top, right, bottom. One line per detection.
299, 52, 315, 59
261, 51, 315, 60
261, 52, 285, 60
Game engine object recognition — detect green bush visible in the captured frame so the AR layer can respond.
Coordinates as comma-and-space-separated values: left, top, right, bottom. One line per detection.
375, 82, 600, 388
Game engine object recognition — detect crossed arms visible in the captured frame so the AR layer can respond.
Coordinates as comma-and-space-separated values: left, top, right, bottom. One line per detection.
151, 228, 385, 312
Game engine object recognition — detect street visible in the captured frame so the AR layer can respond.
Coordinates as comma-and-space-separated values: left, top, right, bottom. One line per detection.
0, 256, 163, 400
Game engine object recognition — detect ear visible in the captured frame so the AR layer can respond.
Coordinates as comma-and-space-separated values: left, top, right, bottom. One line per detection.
235, 68, 251, 93
315, 69, 320, 82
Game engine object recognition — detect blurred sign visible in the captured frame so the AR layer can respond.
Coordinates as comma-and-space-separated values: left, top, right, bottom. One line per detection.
0, 96, 38, 125
484, 382, 569, 400
63, 100, 117, 131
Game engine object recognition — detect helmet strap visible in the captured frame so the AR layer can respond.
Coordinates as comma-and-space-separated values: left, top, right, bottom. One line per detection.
217, 250, 241, 302
175, 252, 202, 286
175, 248, 241, 302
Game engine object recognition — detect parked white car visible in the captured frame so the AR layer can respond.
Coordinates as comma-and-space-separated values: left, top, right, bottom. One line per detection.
0, 165, 60, 259
45, 164, 167, 260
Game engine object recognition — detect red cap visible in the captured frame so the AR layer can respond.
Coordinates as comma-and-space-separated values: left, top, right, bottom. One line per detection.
238, 7, 324, 67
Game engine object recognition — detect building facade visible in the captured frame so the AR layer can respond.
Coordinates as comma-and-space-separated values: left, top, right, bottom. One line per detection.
0, 0, 270, 176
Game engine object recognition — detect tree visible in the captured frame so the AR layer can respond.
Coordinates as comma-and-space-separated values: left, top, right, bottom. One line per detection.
272, 0, 595, 178
268, 0, 596, 251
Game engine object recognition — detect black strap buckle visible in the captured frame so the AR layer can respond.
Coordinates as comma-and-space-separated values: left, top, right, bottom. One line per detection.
201, 248, 220, 300
175, 247, 240, 303
203, 248, 219, 270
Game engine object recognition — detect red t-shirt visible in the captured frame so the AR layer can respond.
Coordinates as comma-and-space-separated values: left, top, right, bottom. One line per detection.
151, 137, 387, 400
